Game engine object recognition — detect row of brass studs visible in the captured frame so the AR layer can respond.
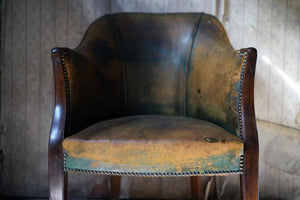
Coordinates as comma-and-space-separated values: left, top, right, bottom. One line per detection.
238, 50, 248, 140
64, 167, 243, 177
61, 51, 70, 116
64, 152, 243, 177
240, 154, 244, 171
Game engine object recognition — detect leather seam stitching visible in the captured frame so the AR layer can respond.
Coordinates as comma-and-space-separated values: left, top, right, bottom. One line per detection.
183, 13, 204, 116
110, 17, 128, 113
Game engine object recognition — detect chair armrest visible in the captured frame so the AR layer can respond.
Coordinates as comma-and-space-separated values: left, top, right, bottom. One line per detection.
49, 48, 68, 148
239, 48, 258, 149
48, 48, 68, 184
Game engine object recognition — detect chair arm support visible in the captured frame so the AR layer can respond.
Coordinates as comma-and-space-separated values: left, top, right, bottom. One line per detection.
49, 48, 68, 149
48, 48, 68, 200
239, 47, 259, 199
239, 47, 258, 153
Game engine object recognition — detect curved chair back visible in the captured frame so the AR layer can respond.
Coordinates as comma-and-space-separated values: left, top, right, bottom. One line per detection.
62, 13, 244, 137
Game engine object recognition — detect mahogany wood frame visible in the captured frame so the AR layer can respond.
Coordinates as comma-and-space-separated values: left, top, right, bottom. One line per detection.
49, 48, 68, 200
239, 48, 259, 200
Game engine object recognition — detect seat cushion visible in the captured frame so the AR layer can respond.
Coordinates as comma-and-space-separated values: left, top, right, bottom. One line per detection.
63, 115, 243, 176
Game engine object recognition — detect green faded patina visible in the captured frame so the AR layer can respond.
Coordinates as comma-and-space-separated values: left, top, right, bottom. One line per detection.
64, 149, 242, 174
225, 80, 242, 136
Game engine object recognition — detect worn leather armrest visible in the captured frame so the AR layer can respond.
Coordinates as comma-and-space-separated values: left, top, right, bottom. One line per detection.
50, 47, 125, 138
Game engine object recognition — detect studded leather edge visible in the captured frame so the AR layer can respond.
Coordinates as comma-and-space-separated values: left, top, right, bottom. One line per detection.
238, 50, 248, 140
61, 51, 71, 124
63, 152, 244, 177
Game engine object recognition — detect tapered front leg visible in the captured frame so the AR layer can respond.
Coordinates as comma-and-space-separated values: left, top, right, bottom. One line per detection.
240, 149, 259, 200
49, 151, 68, 200
240, 167, 258, 200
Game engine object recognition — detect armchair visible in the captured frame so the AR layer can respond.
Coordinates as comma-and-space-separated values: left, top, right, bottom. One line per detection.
49, 13, 258, 200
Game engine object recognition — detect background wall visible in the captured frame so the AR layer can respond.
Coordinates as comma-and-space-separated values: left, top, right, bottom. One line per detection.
0, 0, 300, 199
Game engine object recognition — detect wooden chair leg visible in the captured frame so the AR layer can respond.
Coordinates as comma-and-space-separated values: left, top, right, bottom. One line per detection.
240, 160, 259, 200
49, 146, 68, 200
190, 176, 202, 200
111, 175, 121, 200
49, 162, 68, 200
63, 173, 68, 200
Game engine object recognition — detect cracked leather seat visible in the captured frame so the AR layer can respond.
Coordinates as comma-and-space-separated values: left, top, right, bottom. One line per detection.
63, 115, 243, 174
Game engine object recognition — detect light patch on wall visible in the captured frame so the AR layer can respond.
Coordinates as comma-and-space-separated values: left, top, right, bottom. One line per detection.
296, 104, 300, 128
262, 55, 300, 97
275, 66, 300, 98
262, 55, 300, 128
261, 55, 272, 65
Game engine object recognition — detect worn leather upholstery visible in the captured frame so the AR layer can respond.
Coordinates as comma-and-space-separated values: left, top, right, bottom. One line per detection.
50, 12, 259, 200
60, 13, 246, 175
63, 115, 243, 174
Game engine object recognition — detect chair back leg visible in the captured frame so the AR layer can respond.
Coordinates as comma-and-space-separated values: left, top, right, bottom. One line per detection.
111, 175, 121, 200
190, 176, 202, 200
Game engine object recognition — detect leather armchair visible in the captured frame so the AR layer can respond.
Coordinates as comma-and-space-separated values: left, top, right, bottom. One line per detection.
49, 13, 258, 200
